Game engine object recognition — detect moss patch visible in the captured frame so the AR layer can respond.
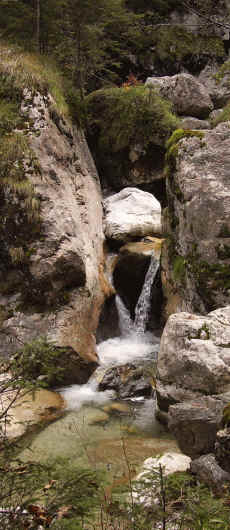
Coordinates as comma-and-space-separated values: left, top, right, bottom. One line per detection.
172, 255, 187, 282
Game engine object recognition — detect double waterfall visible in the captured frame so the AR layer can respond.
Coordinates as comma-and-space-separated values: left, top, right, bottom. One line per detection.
117, 254, 159, 337
62, 254, 160, 409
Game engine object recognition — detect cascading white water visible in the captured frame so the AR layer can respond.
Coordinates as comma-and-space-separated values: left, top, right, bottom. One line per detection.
134, 255, 159, 334
116, 293, 134, 336
62, 252, 160, 410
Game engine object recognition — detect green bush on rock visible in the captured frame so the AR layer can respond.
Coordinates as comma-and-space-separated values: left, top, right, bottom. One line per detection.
86, 85, 179, 153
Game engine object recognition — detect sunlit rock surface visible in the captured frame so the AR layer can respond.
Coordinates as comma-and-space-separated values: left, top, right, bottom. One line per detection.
103, 187, 162, 244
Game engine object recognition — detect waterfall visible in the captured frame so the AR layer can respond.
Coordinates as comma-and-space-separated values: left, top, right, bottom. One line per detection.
134, 255, 159, 334
116, 294, 134, 336
61, 252, 160, 409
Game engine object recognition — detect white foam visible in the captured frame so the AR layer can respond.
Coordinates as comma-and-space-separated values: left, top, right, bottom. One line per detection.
97, 333, 159, 367
61, 380, 114, 410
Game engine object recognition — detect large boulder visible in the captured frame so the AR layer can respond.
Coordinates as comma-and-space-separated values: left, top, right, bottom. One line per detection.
168, 397, 226, 458
146, 74, 213, 118
190, 454, 230, 493
156, 307, 230, 412
103, 188, 162, 244
0, 89, 106, 383
162, 122, 230, 316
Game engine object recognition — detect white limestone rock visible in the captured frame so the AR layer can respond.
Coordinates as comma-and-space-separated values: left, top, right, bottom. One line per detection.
103, 187, 162, 243
133, 452, 191, 506
156, 306, 230, 412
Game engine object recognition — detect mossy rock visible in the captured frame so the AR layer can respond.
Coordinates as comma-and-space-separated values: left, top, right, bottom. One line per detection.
86, 85, 179, 154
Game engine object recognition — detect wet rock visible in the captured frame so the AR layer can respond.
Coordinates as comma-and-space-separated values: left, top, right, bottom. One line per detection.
99, 363, 154, 399
3, 388, 65, 439
103, 402, 130, 414
190, 454, 230, 493
103, 187, 162, 244
168, 397, 225, 458
88, 410, 109, 426
161, 122, 230, 315
146, 74, 213, 118
156, 308, 230, 411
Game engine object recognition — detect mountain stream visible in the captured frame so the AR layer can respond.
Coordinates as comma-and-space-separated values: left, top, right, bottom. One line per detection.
19, 254, 179, 484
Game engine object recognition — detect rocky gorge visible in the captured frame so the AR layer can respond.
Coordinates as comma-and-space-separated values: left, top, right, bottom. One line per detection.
1, 5, 230, 524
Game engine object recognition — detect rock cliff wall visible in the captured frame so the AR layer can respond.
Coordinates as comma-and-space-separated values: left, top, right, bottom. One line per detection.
162, 122, 230, 317
0, 90, 106, 383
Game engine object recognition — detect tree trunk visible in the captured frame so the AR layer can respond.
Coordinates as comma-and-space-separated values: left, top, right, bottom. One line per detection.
36, 0, 40, 53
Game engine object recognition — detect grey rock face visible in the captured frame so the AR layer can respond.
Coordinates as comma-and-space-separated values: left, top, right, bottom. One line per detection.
168, 397, 225, 458
180, 117, 211, 130
0, 91, 105, 381
156, 308, 230, 411
162, 122, 230, 315
146, 74, 213, 118
199, 63, 230, 108
103, 187, 162, 244
215, 428, 230, 472
190, 454, 230, 492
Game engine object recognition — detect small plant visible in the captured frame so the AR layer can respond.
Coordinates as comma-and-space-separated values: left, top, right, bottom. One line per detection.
10, 337, 68, 386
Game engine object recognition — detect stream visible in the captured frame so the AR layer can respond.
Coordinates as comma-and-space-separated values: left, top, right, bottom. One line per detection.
19, 254, 179, 486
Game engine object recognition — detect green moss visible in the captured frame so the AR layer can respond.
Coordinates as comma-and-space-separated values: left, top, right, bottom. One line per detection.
86, 85, 179, 154
173, 255, 187, 282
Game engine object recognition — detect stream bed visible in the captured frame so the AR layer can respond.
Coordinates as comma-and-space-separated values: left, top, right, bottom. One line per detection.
19, 332, 179, 487
19, 254, 179, 489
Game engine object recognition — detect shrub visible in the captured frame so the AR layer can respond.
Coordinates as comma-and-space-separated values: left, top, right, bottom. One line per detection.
86, 85, 179, 153
10, 337, 68, 386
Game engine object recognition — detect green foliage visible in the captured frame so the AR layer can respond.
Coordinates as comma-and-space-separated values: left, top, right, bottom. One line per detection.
173, 255, 187, 282
0, 454, 102, 529
151, 26, 225, 69
0, 42, 70, 118
10, 337, 68, 386
87, 85, 179, 153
